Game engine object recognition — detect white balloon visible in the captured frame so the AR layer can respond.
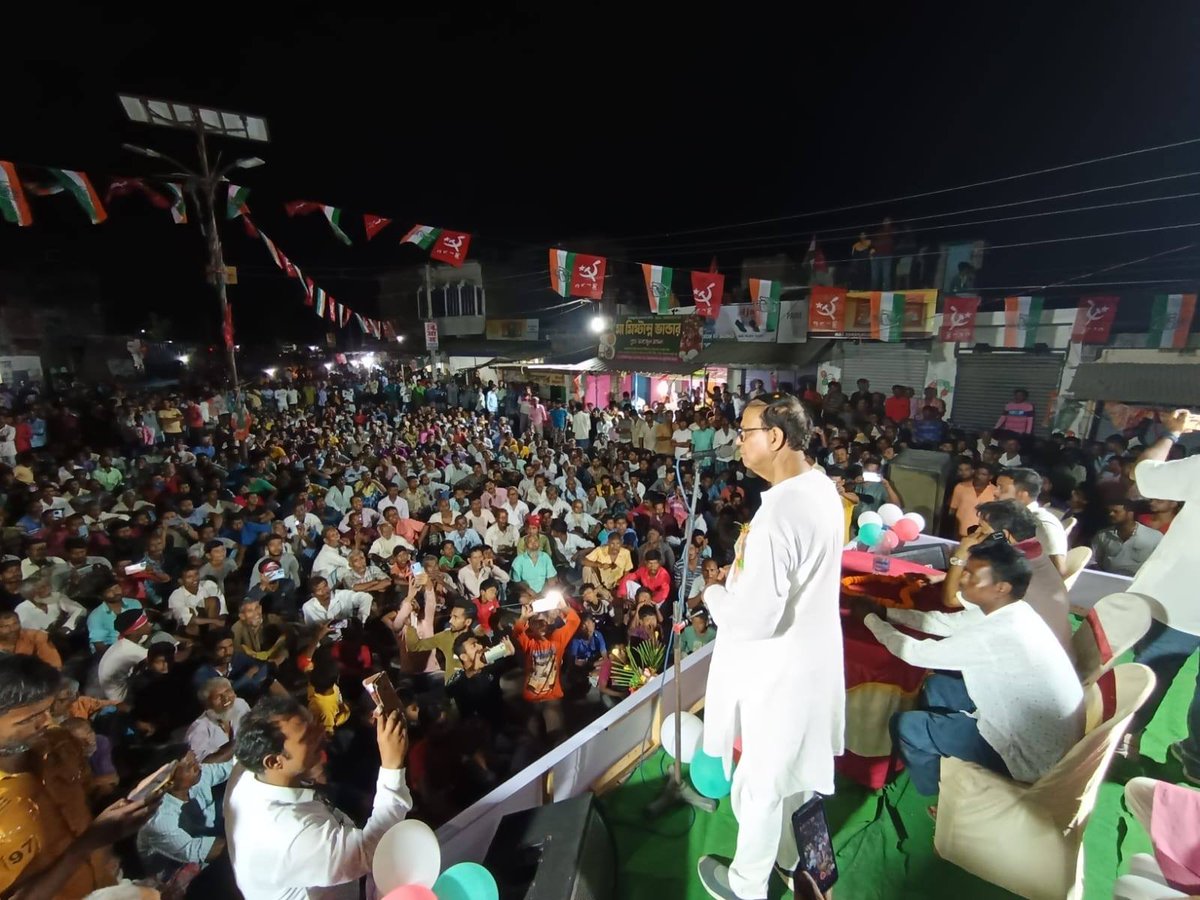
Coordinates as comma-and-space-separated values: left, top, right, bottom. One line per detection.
878, 503, 904, 526
857, 511, 883, 528
901, 512, 926, 533
661, 711, 704, 764
373, 818, 441, 891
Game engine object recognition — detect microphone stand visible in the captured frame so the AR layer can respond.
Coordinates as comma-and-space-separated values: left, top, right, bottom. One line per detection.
647, 449, 718, 817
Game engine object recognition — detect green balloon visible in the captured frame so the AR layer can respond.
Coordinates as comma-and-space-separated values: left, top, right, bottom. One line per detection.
858, 522, 883, 546
690, 748, 733, 799
432, 863, 498, 900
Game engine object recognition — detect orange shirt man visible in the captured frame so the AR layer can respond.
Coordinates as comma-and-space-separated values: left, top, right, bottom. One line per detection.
949, 468, 999, 537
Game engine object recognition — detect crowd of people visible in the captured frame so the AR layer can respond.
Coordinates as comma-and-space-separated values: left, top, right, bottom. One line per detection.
0, 362, 1193, 899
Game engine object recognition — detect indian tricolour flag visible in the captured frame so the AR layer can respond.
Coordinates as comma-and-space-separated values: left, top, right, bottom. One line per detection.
402, 224, 442, 250
1001, 296, 1043, 348
314, 288, 328, 319
871, 292, 906, 342
0, 161, 32, 226
1146, 294, 1196, 349
641, 264, 674, 313
748, 278, 782, 330
319, 206, 352, 245
164, 182, 187, 224
227, 184, 251, 218
50, 169, 107, 224
549, 249, 576, 297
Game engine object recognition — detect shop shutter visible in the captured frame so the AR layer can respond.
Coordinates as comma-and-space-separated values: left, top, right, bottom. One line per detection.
833, 342, 931, 395
952, 352, 1064, 436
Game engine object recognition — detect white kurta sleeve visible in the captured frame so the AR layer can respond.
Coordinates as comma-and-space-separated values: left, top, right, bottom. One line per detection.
864, 613, 978, 670
886, 606, 982, 638
703, 516, 795, 642
1135, 455, 1200, 503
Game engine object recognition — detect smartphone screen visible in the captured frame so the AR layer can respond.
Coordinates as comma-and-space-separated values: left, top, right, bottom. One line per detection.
862, 471, 882, 483
124, 562, 147, 575
410, 561, 425, 578
363, 672, 403, 719
1185, 411, 1200, 432
530, 596, 559, 614
128, 760, 178, 804
791, 796, 838, 893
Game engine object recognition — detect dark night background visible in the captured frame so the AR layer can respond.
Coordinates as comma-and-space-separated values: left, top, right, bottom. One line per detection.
5, 5, 1200, 347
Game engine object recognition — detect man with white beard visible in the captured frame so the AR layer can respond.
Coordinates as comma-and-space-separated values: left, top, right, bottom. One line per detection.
697, 396, 845, 900
186, 676, 251, 763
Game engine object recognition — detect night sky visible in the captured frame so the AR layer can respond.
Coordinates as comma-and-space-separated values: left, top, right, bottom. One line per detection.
5, 5, 1200, 347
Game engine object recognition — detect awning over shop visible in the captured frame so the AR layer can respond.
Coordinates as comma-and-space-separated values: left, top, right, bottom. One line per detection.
437, 338, 552, 361
1069, 362, 1200, 406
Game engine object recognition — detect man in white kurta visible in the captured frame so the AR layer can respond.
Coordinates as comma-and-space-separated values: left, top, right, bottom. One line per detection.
699, 397, 845, 900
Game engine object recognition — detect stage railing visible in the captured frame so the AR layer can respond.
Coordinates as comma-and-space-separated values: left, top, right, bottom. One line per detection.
435, 544, 1130, 865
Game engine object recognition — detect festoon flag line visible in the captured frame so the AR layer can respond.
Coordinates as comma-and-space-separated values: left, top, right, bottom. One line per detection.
641, 264, 674, 314
0, 161, 32, 226
49, 169, 107, 224
285, 201, 353, 246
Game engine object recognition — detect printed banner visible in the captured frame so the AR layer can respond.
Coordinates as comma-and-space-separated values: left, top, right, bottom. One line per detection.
1072, 296, 1119, 344
690, 271, 725, 320
747, 279, 782, 330
424, 321, 439, 350
939, 295, 980, 343
714, 303, 779, 343
599, 316, 704, 363
809, 286, 847, 333
845, 290, 937, 339
776, 299, 810, 343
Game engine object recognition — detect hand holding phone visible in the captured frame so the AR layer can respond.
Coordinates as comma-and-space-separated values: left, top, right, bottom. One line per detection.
128, 760, 178, 804
363, 672, 403, 719
791, 796, 838, 894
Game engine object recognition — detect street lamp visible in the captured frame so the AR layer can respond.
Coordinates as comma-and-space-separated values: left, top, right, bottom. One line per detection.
118, 94, 269, 395
589, 315, 608, 334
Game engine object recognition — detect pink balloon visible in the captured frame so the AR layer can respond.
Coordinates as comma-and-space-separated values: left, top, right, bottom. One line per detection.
381, 886, 436, 900
880, 530, 901, 551
892, 519, 920, 542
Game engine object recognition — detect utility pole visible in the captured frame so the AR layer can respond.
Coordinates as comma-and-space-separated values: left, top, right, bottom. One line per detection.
118, 94, 268, 395
195, 125, 240, 392
424, 263, 437, 373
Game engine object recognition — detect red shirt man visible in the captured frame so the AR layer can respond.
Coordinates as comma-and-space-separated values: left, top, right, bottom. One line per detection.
627, 554, 672, 606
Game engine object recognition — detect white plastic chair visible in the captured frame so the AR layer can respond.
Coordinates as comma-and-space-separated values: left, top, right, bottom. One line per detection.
1063, 546, 1092, 591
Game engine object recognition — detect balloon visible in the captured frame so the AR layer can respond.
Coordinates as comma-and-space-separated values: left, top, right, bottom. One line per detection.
901, 512, 926, 533
432, 863, 499, 900
878, 503, 904, 526
382, 887, 437, 900
857, 510, 883, 528
880, 530, 901, 551
892, 518, 920, 542
373, 820, 441, 892
661, 712, 704, 763
690, 748, 733, 799
857, 523, 883, 547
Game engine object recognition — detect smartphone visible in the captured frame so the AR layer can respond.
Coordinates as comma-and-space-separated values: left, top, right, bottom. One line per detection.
791, 796, 838, 893
124, 562, 147, 575
530, 596, 559, 614
1186, 411, 1200, 432
128, 760, 178, 804
409, 561, 425, 578
363, 672, 403, 719
862, 471, 882, 483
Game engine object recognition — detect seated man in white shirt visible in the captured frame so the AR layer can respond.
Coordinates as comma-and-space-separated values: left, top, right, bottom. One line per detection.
225, 695, 411, 899
484, 510, 521, 559
16, 574, 87, 633
995, 467, 1069, 576
457, 546, 510, 600
858, 539, 1084, 798
168, 567, 228, 634
98, 609, 153, 702
301, 575, 373, 626
550, 519, 596, 585
312, 527, 351, 585
1091, 498, 1163, 578
186, 676, 251, 763
368, 520, 414, 564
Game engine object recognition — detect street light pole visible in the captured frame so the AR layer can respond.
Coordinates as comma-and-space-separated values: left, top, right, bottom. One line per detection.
194, 125, 240, 392
117, 94, 268, 396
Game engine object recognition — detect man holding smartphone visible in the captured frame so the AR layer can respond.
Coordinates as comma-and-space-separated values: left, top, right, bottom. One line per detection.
698, 397, 845, 900
225, 696, 410, 899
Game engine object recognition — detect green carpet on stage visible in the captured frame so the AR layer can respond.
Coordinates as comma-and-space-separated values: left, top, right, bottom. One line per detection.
599, 652, 1196, 900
